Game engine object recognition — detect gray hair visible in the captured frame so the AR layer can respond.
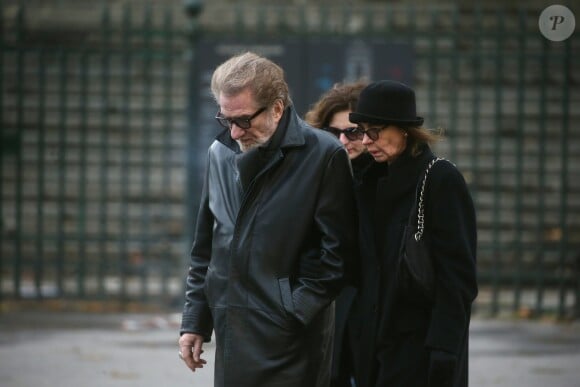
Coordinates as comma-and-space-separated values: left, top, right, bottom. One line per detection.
210, 51, 291, 109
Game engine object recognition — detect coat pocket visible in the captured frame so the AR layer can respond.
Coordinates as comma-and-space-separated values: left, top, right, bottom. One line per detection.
278, 277, 295, 315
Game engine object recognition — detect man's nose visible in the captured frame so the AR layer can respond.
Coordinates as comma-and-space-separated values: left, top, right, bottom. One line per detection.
230, 123, 245, 140
339, 133, 349, 145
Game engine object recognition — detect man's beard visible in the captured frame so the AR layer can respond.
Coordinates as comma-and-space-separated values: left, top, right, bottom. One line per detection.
236, 115, 275, 152
237, 138, 265, 152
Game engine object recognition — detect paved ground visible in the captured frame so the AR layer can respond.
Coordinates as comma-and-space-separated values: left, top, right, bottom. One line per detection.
0, 311, 579, 387
469, 318, 580, 386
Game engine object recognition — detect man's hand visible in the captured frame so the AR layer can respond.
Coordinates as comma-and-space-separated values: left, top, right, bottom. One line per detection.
178, 333, 207, 372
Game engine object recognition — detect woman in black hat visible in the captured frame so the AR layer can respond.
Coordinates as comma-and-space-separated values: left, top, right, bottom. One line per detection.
347, 80, 478, 387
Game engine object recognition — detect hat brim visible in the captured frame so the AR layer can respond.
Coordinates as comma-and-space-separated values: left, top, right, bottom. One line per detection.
349, 112, 424, 127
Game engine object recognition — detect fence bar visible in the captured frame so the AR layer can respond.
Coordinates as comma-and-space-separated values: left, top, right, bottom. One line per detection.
470, 7, 486, 312
76, 50, 89, 297
160, 6, 174, 299
120, 3, 132, 301
535, 37, 549, 315
407, 6, 417, 63
341, 4, 350, 37
491, 10, 504, 316
35, 48, 47, 299
256, 6, 266, 35
363, 5, 374, 37
448, 6, 459, 163
557, 39, 571, 318
13, 5, 25, 298
141, 4, 153, 301
427, 9, 438, 126
470, 6, 481, 206
98, 5, 112, 298
513, 9, 527, 313
56, 49, 68, 296
0, 3, 4, 300
185, 0, 203, 300
233, 3, 244, 40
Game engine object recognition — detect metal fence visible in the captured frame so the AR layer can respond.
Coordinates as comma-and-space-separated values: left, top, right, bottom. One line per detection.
1, 2, 190, 306
1, 2, 578, 318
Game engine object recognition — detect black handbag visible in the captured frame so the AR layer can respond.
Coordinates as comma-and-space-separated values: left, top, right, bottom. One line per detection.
398, 157, 446, 300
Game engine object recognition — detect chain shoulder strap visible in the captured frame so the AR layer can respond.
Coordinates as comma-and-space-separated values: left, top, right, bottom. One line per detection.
414, 157, 449, 241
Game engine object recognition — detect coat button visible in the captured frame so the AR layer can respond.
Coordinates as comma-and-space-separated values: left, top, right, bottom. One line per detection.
373, 305, 378, 313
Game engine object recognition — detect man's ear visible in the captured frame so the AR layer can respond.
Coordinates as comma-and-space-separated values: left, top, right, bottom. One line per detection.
272, 99, 284, 122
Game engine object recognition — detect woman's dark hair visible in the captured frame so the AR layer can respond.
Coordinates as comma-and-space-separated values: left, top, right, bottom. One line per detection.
305, 80, 368, 129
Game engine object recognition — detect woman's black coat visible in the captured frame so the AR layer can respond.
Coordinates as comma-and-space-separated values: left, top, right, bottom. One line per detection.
349, 146, 478, 387
330, 152, 374, 387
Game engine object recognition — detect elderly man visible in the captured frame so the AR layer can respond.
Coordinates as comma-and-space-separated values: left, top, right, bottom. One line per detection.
178, 52, 358, 387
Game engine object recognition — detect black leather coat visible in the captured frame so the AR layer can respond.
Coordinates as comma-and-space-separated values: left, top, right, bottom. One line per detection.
181, 107, 358, 387
350, 146, 478, 387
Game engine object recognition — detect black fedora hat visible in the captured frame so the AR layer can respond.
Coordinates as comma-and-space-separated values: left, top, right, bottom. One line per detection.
349, 80, 424, 127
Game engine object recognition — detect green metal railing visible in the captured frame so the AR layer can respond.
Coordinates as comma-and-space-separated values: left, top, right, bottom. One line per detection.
1, 2, 189, 306
1, 2, 578, 318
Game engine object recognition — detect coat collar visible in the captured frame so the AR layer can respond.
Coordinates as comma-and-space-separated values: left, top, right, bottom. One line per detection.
274, 105, 306, 150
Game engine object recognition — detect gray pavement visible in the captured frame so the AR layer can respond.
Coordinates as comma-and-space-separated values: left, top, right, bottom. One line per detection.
0, 311, 579, 387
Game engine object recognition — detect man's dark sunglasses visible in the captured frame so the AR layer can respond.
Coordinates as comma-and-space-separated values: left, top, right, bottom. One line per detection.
323, 126, 362, 141
215, 106, 267, 130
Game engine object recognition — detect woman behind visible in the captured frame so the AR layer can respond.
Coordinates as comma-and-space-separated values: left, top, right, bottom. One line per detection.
305, 80, 371, 163
347, 80, 478, 387
305, 80, 371, 387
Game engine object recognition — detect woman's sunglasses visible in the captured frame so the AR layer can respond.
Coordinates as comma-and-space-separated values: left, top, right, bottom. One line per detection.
323, 126, 362, 141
